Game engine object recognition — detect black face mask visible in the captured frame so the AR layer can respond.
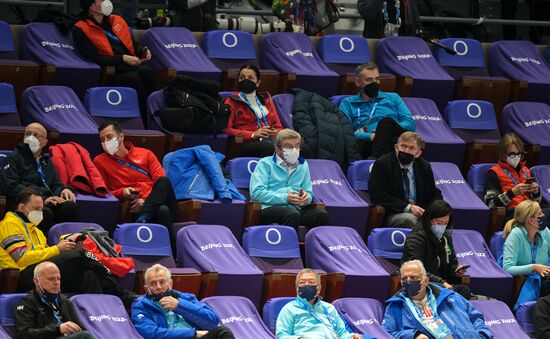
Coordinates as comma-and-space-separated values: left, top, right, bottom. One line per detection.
363, 82, 379, 98
397, 151, 415, 166
238, 79, 257, 94
148, 289, 172, 302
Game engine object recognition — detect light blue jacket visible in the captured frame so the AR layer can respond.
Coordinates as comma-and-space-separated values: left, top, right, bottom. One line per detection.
276, 297, 356, 339
502, 226, 550, 276
250, 154, 313, 209
339, 91, 415, 140
382, 284, 493, 339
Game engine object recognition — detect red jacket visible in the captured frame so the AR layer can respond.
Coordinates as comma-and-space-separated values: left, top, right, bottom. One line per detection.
93, 142, 165, 200
223, 92, 283, 141
49, 142, 108, 196
490, 160, 533, 208
74, 14, 136, 56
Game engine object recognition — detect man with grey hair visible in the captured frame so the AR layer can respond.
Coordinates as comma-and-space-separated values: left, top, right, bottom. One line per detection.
131, 264, 235, 339
339, 61, 415, 159
15, 261, 95, 338
276, 268, 362, 338
250, 128, 330, 229
382, 260, 493, 338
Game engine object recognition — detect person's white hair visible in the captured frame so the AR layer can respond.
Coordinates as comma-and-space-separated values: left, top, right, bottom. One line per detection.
295, 268, 320, 286
400, 260, 427, 277
34, 261, 56, 278
144, 264, 171, 284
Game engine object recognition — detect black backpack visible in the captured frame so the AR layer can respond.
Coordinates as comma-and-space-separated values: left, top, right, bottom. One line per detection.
158, 75, 230, 134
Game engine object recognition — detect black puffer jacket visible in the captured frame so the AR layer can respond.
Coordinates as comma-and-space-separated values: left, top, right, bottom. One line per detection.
291, 88, 361, 168
402, 227, 460, 284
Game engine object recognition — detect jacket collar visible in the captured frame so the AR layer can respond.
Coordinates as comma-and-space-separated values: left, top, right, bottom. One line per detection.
270, 153, 306, 165
141, 289, 183, 310
497, 160, 527, 174
347, 90, 388, 103
228, 91, 269, 105
386, 283, 452, 306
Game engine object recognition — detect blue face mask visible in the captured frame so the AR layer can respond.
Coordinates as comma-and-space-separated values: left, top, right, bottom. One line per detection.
402, 280, 422, 298
431, 224, 447, 240
298, 285, 318, 301
537, 215, 549, 231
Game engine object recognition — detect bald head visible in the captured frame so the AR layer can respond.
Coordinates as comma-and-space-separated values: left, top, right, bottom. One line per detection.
33, 261, 61, 294
25, 123, 47, 138
24, 122, 48, 155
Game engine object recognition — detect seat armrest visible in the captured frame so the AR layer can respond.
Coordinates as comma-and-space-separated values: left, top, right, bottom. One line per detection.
323, 272, 345, 302
199, 272, 219, 299
0, 195, 5, 218
0, 268, 20, 293
310, 203, 326, 210
244, 201, 262, 227
485, 206, 506, 242
100, 66, 116, 85
156, 67, 177, 88
177, 200, 202, 222
396, 76, 413, 97
278, 73, 296, 93
38, 64, 56, 84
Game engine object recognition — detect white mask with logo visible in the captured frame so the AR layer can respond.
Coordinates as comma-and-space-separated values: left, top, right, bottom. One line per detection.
283, 147, 300, 165
506, 156, 521, 168
102, 137, 119, 156
24, 135, 41, 153
101, 0, 113, 16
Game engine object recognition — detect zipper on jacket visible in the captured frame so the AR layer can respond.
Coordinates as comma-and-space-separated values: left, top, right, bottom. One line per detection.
188, 173, 200, 194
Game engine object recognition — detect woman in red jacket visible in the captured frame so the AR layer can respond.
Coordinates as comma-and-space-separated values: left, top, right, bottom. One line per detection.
223, 65, 284, 157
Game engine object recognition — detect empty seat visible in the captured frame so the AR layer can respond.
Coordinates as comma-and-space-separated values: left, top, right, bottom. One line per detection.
47, 221, 104, 246
452, 230, 513, 303
271, 94, 294, 129
0, 83, 19, 126
202, 296, 275, 338
516, 301, 536, 336
260, 32, 339, 97
489, 231, 505, 262
332, 297, 392, 338
470, 299, 529, 339
70, 294, 142, 338
489, 40, 550, 105
502, 102, 550, 165
262, 297, 294, 332
402, 97, 465, 166
0, 293, 25, 337
376, 36, 455, 110
177, 224, 264, 307
305, 226, 390, 302
530, 165, 550, 204
467, 163, 497, 198
367, 228, 411, 265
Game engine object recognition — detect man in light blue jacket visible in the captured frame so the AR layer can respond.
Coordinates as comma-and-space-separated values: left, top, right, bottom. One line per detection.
250, 129, 330, 229
383, 260, 493, 339
276, 269, 363, 339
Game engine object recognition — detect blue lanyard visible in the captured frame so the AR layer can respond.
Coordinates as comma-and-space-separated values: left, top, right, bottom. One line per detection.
112, 158, 151, 178
13, 212, 35, 250
500, 165, 529, 186
40, 295, 62, 324
296, 297, 338, 333
103, 30, 121, 42
402, 168, 416, 202
240, 92, 268, 127
383, 0, 401, 25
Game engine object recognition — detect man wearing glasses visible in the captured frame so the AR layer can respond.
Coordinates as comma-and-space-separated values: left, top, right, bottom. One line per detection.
0, 122, 77, 232
339, 62, 415, 159
250, 129, 330, 229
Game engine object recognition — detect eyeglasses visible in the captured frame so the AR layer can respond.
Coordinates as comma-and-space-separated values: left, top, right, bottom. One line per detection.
506, 152, 525, 159
24, 131, 46, 140
278, 145, 302, 150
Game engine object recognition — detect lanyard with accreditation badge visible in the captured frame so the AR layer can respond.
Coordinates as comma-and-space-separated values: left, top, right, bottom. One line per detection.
240, 92, 268, 127
296, 297, 339, 337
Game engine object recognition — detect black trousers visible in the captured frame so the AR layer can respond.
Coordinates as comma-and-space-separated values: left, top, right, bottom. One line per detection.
115, 64, 161, 126
199, 326, 235, 339
534, 293, 550, 338
41, 201, 79, 235
358, 117, 408, 159
258, 205, 331, 229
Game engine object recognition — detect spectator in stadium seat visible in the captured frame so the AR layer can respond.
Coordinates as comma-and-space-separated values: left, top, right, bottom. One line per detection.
402, 199, 472, 299
250, 129, 330, 229
15, 261, 95, 339
93, 120, 178, 245
276, 268, 363, 339
223, 65, 284, 158
358, 0, 421, 38
382, 260, 493, 339
533, 293, 550, 339
131, 264, 235, 339
485, 132, 546, 222
369, 131, 442, 228
502, 200, 550, 305
339, 62, 415, 159
72, 0, 160, 124
0, 122, 78, 233
0, 188, 134, 303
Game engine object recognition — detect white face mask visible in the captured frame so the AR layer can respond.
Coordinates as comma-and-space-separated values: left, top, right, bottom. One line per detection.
506, 155, 521, 168
101, 0, 113, 16
24, 135, 41, 153
102, 137, 119, 155
283, 147, 300, 165
27, 210, 44, 225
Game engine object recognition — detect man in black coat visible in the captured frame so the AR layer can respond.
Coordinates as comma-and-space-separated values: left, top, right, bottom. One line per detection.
369, 131, 442, 228
357, 0, 421, 38
15, 261, 95, 339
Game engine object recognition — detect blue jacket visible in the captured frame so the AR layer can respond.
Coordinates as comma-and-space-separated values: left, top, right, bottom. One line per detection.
131, 290, 220, 339
502, 226, 550, 276
382, 284, 493, 339
163, 145, 244, 201
250, 154, 313, 209
339, 91, 415, 140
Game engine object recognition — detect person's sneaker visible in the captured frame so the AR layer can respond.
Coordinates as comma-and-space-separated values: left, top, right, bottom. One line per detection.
135, 213, 152, 223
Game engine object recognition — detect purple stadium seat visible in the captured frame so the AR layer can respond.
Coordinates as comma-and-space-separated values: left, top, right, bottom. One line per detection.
262, 297, 294, 332
329, 94, 349, 107
0, 293, 25, 338
84, 86, 143, 128
530, 165, 550, 204
271, 94, 294, 129
74, 192, 120, 234
141, 27, 221, 82
0, 327, 8, 339
346, 159, 375, 192
376, 36, 455, 110
367, 228, 410, 260
307, 159, 370, 237
305, 226, 390, 301
452, 229, 513, 303
19, 23, 101, 98
332, 297, 392, 338
502, 102, 550, 165
146, 90, 228, 154
489, 40, 550, 105
70, 294, 143, 338
443, 100, 501, 142
431, 162, 490, 234
0, 83, 19, 126
516, 301, 536, 336
260, 32, 339, 97
489, 231, 505, 262
467, 163, 497, 198
0, 21, 14, 56
201, 296, 275, 338
177, 224, 264, 307
402, 97, 465, 166
226, 157, 258, 191
545, 45, 550, 66
47, 221, 104, 246
470, 299, 529, 339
